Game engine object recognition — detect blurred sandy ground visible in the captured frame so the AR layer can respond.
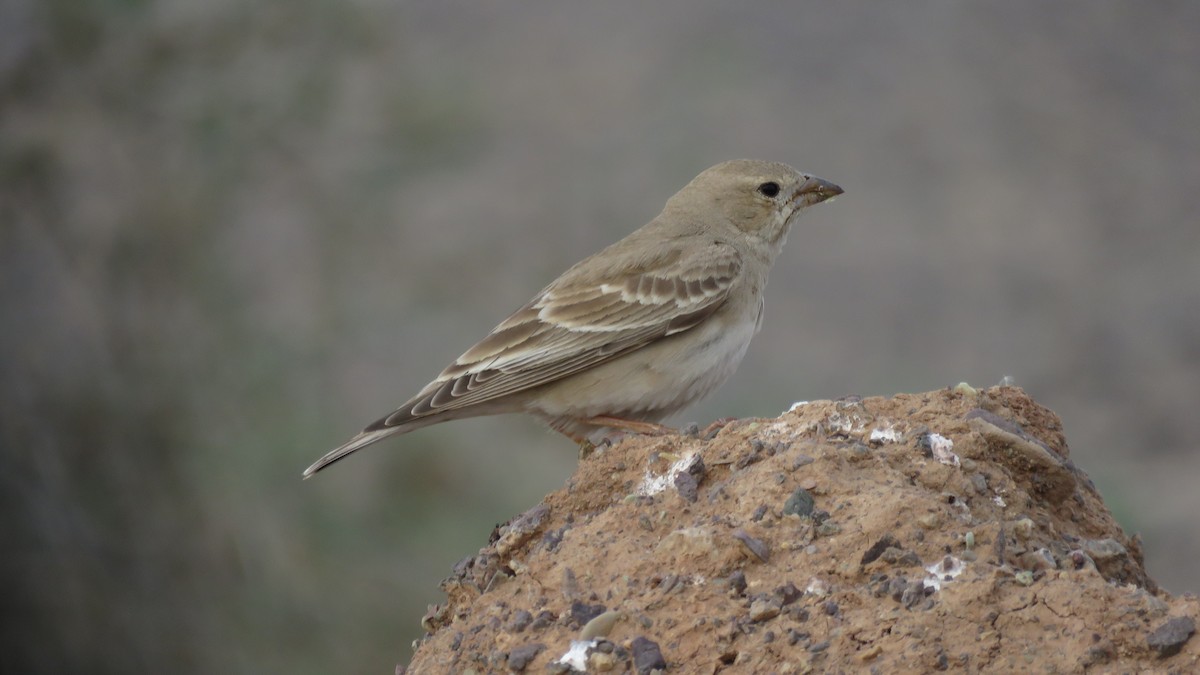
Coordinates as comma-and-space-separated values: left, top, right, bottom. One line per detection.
2, 1, 1197, 672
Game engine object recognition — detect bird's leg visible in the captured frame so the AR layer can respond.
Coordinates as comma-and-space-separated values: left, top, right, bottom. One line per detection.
553, 416, 674, 459
581, 415, 676, 437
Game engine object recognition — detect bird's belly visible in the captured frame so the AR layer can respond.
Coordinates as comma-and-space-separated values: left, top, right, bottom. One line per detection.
528, 310, 759, 422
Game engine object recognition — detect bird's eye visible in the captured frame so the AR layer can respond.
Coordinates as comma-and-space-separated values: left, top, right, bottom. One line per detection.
757, 182, 781, 198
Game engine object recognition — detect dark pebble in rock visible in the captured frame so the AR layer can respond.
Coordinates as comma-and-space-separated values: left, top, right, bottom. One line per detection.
783, 488, 815, 517
752, 504, 769, 522
674, 471, 699, 503
792, 455, 815, 470
529, 610, 556, 631
787, 628, 809, 646
569, 601, 606, 627
775, 582, 801, 606
1147, 616, 1196, 658
749, 597, 782, 622
823, 600, 839, 616
732, 528, 770, 563
809, 640, 830, 653
860, 533, 901, 565
901, 585, 923, 609
506, 643, 545, 671
969, 473, 988, 494
728, 570, 748, 595
508, 610, 532, 633
631, 636, 667, 674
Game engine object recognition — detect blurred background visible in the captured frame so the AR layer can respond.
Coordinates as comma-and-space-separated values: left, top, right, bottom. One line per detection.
2, 1, 1197, 672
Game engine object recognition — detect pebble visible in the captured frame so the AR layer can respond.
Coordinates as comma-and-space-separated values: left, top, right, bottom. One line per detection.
860, 533, 901, 565
1147, 616, 1195, 658
783, 487, 816, 517
727, 570, 748, 595
732, 528, 770, 563
749, 597, 782, 622
507, 610, 532, 633
505, 643, 544, 671
631, 636, 667, 674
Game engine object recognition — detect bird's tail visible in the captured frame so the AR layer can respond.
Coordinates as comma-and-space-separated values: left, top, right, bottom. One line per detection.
302, 427, 401, 478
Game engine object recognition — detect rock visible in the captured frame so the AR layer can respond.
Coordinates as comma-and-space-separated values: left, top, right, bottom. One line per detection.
505, 642, 544, 671
631, 636, 666, 674
1147, 616, 1195, 658
404, 388, 1195, 674
783, 487, 816, 517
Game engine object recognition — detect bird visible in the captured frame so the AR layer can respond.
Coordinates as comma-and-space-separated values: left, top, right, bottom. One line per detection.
304, 159, 842, 477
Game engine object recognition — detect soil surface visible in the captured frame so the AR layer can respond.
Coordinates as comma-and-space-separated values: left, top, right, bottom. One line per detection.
402, 387, 1198, 673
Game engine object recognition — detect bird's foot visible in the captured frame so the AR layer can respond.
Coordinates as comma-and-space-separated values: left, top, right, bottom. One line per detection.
582, 415, 676, 437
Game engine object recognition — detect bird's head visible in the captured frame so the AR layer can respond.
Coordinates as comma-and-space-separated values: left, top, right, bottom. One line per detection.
668, 159, 843, 250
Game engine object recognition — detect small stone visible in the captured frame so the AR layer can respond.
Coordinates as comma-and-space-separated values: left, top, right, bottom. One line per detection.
631, 636, 667, 674
860, 534, 901, 566
1147, 616, 1195, 658
749, 597, 782, 622
775, 582, 801, 606
822, 600, 839, 616
969, 474, 988, 494
751, 504, 769, 522
674, 471, 699, 503
529, 610, 555, 630
505, 642, 544, 671
916, 513, 941, 530
507, 610, 533, 633
816, 521, 842, 537
858, 644, 883, 661
783, 487, 816, 517
900, 585, 923, 609
809, 640, 830, 653
792, 455, 815, 470
732, 528, 770, 563
1011, 518, 1035, 540
588, 651, 617, 672
569, 602, 606, 628
728, 570, 748, 595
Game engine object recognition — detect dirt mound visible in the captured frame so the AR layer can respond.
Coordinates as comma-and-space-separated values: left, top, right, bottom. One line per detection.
402, 387, 1198, 673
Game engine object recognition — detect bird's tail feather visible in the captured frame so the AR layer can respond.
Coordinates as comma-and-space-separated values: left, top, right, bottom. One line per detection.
302, 427, 401, 478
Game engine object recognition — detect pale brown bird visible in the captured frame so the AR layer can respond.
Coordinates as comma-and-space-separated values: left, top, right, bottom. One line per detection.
304, 160, 842, 477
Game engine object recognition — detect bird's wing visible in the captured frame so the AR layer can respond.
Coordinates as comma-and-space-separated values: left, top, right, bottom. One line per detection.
370, 240, 743, 429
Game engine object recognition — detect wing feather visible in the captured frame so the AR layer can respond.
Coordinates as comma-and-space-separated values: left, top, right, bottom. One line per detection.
368, 241, 743, 431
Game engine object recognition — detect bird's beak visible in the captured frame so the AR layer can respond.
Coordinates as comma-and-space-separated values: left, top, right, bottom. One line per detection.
792, 176, 844, 208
